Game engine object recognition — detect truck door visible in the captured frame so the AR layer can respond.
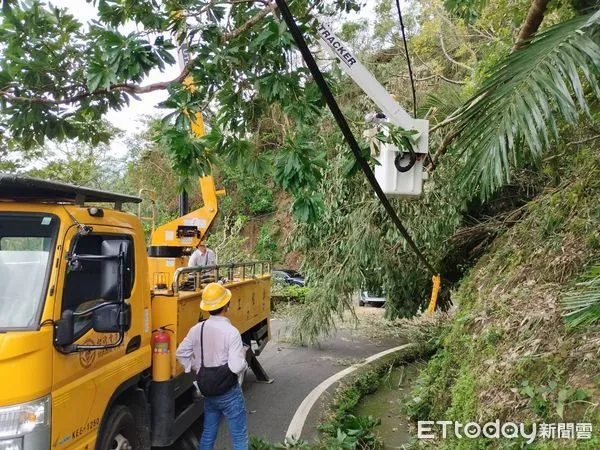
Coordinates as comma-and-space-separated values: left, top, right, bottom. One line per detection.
50, 225, 146, 449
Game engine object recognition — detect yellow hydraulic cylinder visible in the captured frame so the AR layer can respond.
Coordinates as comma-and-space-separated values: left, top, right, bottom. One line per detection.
427, 274, 441, 314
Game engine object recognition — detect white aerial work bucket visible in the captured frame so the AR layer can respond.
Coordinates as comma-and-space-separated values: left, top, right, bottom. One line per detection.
367, 118, 429, 199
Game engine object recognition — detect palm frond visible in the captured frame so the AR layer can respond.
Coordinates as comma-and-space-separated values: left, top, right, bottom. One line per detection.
561, 264, 600, 328
452, 11, 600, 200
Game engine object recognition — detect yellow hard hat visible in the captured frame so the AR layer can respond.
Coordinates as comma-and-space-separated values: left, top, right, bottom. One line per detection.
200, 282, 232, 311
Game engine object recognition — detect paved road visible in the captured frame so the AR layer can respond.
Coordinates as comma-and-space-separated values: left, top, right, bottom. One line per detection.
164, 307, 404, 448
229, 311, 402, 446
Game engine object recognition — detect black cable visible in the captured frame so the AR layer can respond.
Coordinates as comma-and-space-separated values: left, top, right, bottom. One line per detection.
273, 0, 437, 276
396, 1, 436, 169
395, 0, 417, 118
394, 141, 416, 172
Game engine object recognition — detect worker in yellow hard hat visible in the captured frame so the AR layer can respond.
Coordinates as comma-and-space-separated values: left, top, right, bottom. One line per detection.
199, 282, 231, 312
176, 282, 249, 449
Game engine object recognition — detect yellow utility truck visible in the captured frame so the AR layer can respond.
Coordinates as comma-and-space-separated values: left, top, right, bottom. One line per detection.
0, 173, 272, 450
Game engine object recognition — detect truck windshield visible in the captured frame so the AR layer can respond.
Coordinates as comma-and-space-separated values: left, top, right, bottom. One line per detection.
0, 214, 58, 329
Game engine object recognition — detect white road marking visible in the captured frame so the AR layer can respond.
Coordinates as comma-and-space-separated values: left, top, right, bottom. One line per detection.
285, 344, 412, 440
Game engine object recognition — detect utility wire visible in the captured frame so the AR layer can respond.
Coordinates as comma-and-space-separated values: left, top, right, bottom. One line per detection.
273, 0, 437, 276
396, 0, 417, 119
396, 0, 436, 169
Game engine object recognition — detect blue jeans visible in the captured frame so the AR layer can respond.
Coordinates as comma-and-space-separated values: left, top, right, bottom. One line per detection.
200, 384, 248, 450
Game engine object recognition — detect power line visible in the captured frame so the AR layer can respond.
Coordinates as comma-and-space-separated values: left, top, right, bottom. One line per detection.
396, 0, 436, 168
395, 0, 417, 118
273, 0, 437, 276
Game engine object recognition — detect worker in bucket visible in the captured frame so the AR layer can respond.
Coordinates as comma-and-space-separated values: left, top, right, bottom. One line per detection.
176, 283, 249, 450
189, 238, 217, 268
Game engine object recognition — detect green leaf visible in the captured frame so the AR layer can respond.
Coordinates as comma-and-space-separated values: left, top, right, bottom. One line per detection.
575, 388, 588, 401
556, 402, 564, 419
249, 28, 275, 51
522, 386, 535, 398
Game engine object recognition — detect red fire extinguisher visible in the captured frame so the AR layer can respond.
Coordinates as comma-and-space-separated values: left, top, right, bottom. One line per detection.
152, 326, 172, 382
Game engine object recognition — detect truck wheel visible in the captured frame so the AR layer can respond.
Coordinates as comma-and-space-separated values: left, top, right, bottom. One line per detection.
97, 405, 142, 450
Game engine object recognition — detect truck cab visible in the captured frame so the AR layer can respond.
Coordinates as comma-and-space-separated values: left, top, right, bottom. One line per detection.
0, 174, 271, 450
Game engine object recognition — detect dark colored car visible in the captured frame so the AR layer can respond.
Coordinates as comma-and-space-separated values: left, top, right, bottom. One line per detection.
272, 269, 305, 287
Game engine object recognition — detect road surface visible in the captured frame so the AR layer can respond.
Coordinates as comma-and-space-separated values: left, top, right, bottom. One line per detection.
162, 306, 404, 448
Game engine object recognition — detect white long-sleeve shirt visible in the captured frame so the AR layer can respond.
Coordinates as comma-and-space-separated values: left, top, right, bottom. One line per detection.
188, 248, 217, 268
175, 315, 247, 375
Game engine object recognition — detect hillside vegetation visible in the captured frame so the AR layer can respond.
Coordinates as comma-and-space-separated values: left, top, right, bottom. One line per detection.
406, 149, 600, 448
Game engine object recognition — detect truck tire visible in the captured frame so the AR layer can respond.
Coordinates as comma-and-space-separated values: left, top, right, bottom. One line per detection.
96, 405, 142, 450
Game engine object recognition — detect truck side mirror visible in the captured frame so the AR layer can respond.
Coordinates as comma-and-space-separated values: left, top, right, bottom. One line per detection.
54, 310, 75, 346
93, 303, 131, 333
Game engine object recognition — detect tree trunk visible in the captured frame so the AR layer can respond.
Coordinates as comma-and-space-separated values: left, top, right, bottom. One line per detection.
513, 0, 550, 51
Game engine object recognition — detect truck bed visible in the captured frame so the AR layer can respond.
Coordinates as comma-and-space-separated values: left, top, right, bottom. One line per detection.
151, 274, 272, 377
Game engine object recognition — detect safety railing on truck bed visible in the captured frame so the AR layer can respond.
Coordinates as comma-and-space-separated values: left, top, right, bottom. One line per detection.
172, 260, 272, 294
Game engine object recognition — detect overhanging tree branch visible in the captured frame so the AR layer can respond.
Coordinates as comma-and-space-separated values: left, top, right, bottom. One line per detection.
439, 34, 474, 72
0, 1, 276, 106
397, 73, 466, 85
567, 134, 600, 147
223, 0, 276, 40
426, 126, 463, 171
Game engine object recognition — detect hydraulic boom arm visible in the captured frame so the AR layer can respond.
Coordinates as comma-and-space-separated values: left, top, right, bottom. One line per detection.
316, 22, 429, 153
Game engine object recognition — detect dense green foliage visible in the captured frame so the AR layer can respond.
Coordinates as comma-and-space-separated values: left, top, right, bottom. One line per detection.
0, 0, 363, 223
405, 150, 600, 448
289, 136, 471, 342
272, 283, 309, 303
453, 11, 600, 200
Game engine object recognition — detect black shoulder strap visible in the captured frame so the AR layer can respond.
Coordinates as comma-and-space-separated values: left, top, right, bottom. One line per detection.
200, 321, 206, 367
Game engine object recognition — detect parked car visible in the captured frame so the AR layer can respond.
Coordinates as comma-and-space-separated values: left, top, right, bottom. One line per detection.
358, 288, 386, 306
272, 269, 305, 286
